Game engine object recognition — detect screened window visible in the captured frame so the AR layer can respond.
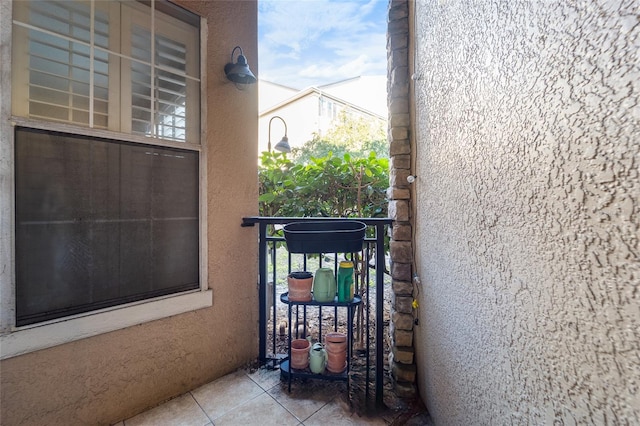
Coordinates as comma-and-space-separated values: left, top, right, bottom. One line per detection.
15, 128, 200, 326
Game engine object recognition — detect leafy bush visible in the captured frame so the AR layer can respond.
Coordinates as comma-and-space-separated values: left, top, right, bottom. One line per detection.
258, 150, 389, 219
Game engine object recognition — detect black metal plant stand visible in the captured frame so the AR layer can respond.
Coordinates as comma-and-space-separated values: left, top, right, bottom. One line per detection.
241, 216, 392, 407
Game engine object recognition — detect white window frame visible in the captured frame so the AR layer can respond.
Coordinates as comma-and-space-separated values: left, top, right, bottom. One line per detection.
0, 0, 210, 360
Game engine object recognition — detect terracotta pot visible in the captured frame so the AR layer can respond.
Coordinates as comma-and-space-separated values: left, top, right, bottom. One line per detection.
288, 271, 313, 302
324, 332, 347, 373
326, 340, 347, 354
325, 332, 347, 344
325, 332, 347, 354
290, 338, 310, 370
326, 348, 347, 373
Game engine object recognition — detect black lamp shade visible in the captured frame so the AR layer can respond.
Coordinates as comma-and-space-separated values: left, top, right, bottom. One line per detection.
225, 54, 257, 85
274, 136, 291, 153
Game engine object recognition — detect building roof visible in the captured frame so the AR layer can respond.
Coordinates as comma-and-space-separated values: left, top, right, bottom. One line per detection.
259, 75, 387, 120
259, 86, 384, 121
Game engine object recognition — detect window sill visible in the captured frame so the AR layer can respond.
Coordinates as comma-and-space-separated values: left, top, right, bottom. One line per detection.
0, 289, 213, 360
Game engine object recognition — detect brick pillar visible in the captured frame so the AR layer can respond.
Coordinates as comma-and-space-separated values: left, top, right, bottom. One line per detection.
387, 0, 416, 398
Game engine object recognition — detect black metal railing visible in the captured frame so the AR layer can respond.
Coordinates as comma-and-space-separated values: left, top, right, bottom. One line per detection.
241, 216, 392, 407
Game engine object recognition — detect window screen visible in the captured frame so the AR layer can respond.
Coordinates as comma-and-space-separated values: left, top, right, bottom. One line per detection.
15, 127, 200, 326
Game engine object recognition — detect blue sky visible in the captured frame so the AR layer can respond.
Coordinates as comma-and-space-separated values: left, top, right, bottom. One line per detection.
258, 0, 388, 89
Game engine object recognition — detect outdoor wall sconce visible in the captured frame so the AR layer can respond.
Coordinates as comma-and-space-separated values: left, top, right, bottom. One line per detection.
268, 116, 291, 153
224, 46, 257, 85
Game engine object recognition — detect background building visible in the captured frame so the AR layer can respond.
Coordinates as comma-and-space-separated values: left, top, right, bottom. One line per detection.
258, 76, 387, 152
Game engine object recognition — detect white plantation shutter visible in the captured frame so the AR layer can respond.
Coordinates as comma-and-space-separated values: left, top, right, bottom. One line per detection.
154, 35, 189, 141
125, 9, 197, 142
12, 0, 200, 144
129, 24, 153, 136
13, 1, 111, 128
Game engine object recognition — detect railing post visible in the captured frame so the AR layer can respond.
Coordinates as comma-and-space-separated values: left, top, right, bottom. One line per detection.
258, 221, 268, 362
375, 222, 385, 407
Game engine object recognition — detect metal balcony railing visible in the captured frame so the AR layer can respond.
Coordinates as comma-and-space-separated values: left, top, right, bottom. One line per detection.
242, 216, 392, 407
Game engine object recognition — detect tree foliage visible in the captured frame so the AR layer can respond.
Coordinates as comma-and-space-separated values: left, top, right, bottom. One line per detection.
290, 111, 387, 164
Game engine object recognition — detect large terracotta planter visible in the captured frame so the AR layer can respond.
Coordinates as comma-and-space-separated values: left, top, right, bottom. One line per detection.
290, 338, 311, 370
287, 271, 313, 302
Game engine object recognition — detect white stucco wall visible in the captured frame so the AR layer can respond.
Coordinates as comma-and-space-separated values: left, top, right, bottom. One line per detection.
412, 1, 639, 424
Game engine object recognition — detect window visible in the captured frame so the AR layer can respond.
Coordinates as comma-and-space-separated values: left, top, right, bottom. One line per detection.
318, 97, 339, 121
4, 0, 208, 338
12, 0, 200, 143
15, 127, 200, 326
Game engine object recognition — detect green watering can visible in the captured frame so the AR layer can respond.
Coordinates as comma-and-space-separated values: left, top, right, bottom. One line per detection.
308, 338, 327, 374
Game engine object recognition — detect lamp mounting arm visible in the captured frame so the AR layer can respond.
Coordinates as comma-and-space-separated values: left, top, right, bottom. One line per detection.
268, 116, 288, 138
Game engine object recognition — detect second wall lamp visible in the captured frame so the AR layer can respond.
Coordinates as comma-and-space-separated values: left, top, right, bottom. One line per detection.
268, 116, 291, 153
224, 46, 257, 85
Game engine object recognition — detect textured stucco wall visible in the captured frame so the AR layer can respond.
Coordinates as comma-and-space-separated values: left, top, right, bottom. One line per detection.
0, 1, 260, 424
412, 0, 639, 424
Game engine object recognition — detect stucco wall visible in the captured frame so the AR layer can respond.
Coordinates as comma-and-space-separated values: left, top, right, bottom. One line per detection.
0, 1, 260, 424
412, 0, 639, 424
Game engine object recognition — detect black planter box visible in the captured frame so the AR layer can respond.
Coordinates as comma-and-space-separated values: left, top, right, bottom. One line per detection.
283, 220, 366, 254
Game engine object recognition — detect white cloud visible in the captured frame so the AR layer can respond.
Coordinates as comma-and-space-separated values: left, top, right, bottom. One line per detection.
259, 0, 387, 88
299, 53, 382, 80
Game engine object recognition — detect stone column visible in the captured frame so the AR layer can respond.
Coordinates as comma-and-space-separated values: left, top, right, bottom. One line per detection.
387, 0, 416, 397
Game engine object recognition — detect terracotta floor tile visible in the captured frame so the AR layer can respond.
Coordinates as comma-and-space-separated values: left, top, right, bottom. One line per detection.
121, 368, 421, 426
268, 379, 343, 422
246, 365, 282, 391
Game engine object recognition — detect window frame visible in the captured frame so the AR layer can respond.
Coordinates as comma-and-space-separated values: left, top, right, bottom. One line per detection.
0, 0, 210, 360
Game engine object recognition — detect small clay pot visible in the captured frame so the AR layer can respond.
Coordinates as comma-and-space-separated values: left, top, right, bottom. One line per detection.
290, 338, 310, 370
325, 333, 347, 353
288, 271, 313, 302
326, 340, 347, 354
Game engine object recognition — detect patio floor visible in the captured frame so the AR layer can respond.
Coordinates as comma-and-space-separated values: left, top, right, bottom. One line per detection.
114, 366, 432, 425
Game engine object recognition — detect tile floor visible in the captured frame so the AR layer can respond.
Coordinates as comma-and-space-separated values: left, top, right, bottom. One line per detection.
114, 366, 419, 426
